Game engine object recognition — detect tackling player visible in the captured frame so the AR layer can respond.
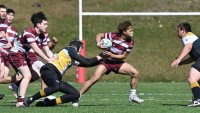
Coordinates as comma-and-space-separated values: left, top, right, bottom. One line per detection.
23, 39, 103, 107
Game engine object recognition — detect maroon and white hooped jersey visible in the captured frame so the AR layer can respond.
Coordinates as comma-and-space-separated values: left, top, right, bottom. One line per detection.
0, 25, 18, 48
104, 32, 134, 61
7, 26, 18, 44
11, 28, 49, 53
0, 19, 9, 47
0, 19, 8, 33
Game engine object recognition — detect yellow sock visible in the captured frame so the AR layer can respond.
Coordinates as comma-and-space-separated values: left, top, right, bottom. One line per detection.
56, 98, 62, 104
190, 82, 200, 89
40, 89, 46, 97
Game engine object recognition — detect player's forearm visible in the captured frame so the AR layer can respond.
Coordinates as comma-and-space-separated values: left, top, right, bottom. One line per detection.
5, 33, 10, 42
46, 50, 54, 59
110, 54, 126, 60
33, 47, 50, 61
177, 45, 192, 61
77, 56, 100, 67
96, 33, 104, 43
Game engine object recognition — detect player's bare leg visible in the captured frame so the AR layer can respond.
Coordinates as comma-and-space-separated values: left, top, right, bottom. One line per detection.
72, 65, 106, 107
0, 73, 23, 84
0, 62, 5, 79
80, 65, 107, 95
118, 63, 144, 103
16, 66, 31, 107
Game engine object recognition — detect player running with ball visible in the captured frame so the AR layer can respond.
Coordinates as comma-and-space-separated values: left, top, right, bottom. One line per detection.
75, 20, 144, 106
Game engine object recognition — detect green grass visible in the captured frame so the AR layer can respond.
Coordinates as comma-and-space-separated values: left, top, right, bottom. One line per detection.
1, 82, 200, 113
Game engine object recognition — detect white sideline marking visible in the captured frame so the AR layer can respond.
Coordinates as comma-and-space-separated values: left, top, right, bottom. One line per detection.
8, 98, 190, 103
80, 98, 190, 102
83, 93, 191, 96
6, 93, 191, 103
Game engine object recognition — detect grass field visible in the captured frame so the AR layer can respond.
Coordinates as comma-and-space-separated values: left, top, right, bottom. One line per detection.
0, 82, 199, 113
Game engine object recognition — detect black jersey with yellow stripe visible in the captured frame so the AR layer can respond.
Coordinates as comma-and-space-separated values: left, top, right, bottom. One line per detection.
51, 48, 73, 75
190, 38, 200, 60
46, 47, 99, 76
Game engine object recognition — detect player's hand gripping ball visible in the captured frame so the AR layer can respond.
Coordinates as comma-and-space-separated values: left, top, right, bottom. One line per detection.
99, 38, 112, 48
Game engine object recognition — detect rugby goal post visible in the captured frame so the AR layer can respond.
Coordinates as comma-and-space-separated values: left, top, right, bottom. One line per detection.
77, 0, 200, 83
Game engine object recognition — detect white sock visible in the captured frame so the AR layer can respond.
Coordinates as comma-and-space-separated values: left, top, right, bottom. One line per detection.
19, 96, 24, 98
130, 89, 136, 96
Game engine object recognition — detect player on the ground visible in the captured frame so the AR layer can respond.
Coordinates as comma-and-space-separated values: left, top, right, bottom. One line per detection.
23, 39, 103, 107
171, 22, 200, 107
75, 20, 144, 106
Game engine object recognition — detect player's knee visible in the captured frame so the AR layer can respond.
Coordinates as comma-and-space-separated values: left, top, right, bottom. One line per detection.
54, 85, 60, 91
24, 74, 32, 80
73, 91, 80, 100
135, 70, 139, 76
188, 76, 196, 84
48, 84, 60, 93
130, 70, 139, 78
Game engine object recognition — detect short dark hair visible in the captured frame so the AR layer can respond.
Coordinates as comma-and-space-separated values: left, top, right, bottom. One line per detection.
7, 9, 15, 15
177, 22, 192, 32
117, 20, 132, 34
31, 11, 47, 27
0, 5, 7, 9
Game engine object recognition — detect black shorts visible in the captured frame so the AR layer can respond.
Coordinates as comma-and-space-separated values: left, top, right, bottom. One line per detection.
192, 58, 200, 72
40, 63, 62, 87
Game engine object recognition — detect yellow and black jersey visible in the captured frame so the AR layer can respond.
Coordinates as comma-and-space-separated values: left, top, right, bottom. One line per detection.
181, 32, 200, 60
51, 49, 72, 75
41, 47, 100, 77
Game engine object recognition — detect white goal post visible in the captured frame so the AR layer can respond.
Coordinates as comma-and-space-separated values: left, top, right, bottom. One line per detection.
79, 0, 200, 40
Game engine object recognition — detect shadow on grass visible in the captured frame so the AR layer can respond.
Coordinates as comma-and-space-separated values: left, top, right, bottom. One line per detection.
162, 103, 187, 107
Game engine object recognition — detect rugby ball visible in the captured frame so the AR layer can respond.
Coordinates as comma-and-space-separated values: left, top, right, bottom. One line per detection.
100, 38, 112, 48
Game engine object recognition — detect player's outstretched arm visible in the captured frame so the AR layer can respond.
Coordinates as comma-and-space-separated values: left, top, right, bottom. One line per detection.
68, 48, 101, 67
